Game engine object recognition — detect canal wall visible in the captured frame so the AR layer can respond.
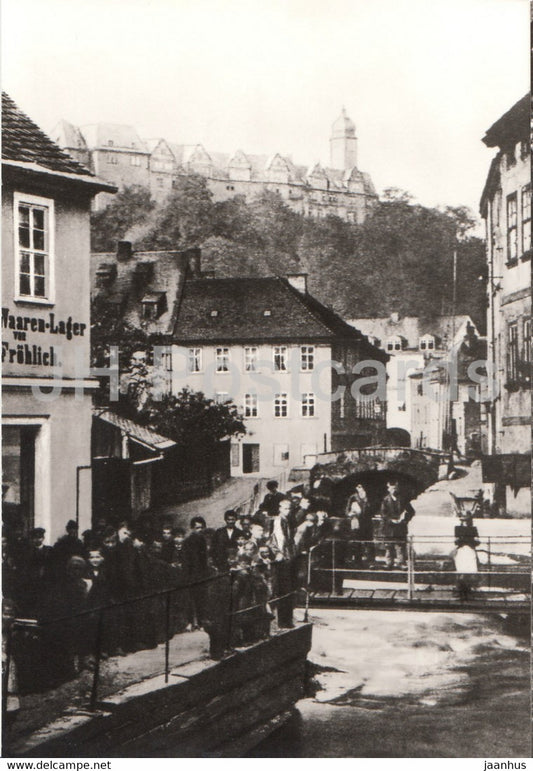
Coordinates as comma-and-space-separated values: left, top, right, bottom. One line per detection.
8, 624, 312, 758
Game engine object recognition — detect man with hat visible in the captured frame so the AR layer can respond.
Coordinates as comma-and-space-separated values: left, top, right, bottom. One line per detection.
52, 520, 85, 580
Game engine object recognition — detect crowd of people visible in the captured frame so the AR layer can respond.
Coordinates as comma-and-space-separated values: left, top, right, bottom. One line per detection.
2, 477, 416, 691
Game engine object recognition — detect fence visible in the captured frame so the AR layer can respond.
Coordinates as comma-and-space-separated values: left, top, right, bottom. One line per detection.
2, 555, 300, 733
302, 533, 531, 603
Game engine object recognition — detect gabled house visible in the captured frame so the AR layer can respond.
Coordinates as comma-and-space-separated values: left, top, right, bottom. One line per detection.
348, 313, 482, 446
479, 94, 531, 515
91, 247, 388, 478
169, 273, 388, 475
2, 93, 116, 542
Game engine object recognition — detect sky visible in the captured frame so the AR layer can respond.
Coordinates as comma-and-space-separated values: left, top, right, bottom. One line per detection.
2, 0, 529, 217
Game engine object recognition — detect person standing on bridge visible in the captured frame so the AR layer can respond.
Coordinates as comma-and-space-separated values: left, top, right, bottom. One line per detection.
380, 481, 415, 569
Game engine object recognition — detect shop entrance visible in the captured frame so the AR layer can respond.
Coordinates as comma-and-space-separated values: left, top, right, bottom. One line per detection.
2, 424, 39, 535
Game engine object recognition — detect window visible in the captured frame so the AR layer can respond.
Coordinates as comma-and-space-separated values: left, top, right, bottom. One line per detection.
215, 392, 229, 404
507, 322, 519, 383
244, 346, 257, 372
273, 346, 288, 371
244, 393, 258, 417
507, 193, 518, 262
188, 348, 202, 373
300, 345, 314, 371
216, 347, 230, 372
130, 155, 141, 167
301, 393, 315, 417
339, 389, 345, 419
521, 185, 531, 255
419, 335, 435, 351
386, 336, 403, 352
274, 393, 288, 417
141, 301, 157, 320
522, 319, 531, 385
108, 140, 114, 147
161, 351, 172, 394
106, 153, 118, 164
15, 194, 54, 302
354, 398, 378, 419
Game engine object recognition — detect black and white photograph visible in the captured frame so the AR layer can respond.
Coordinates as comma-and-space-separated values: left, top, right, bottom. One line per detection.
1, 0, 531, 761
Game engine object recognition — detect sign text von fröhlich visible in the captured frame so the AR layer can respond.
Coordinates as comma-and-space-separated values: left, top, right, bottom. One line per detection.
1, 307, 87, 367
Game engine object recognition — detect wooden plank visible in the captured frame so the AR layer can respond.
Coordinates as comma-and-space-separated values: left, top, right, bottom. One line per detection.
15, 627, 311, 757
120, 675, 305, 756
112, 657, 306, 750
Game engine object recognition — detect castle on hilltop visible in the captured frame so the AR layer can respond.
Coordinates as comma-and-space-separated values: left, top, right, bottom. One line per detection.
52, 108, 378, 221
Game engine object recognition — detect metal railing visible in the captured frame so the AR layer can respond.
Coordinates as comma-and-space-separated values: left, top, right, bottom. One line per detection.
301, 533, 531, 602
2, 556, 300, 730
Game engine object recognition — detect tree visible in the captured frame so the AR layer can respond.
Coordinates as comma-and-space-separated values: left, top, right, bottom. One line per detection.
90, 185, 156, 251
138, 174, 215, 250
138, 388, 246, 449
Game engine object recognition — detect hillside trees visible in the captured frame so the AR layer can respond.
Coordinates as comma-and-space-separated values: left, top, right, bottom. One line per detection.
91, 179, 487, 329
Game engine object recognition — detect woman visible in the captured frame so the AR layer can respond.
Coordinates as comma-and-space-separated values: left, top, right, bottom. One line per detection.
453, 511, 480, 601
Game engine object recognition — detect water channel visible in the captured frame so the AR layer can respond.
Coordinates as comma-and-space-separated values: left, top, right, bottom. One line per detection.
249, 608, 530, 758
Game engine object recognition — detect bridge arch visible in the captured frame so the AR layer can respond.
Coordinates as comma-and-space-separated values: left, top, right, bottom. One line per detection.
310, 446, 448, 516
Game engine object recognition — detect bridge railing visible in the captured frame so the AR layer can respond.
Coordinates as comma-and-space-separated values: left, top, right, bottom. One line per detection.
303, 534, 531, 601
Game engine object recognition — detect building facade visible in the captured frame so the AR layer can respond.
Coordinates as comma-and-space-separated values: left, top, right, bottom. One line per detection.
91, 248, 388, 478
169, 275, 388, 475
53, 109, 378, 221
348, 313, 482, 450
479, 94, 531, 515
2, 93, 116, 543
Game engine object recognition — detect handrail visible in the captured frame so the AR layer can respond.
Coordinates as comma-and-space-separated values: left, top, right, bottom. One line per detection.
4, 556, 302, 722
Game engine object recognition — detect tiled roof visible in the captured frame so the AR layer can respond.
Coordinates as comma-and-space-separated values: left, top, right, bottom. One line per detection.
91, 248, 191, 336
173, 276, 385, 353
2, 93, 92, 176
94, 410, 176, 451
482, 94, 530, 148
349, 315, 477, 350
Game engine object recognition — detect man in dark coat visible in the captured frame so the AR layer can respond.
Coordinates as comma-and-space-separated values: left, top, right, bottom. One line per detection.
380, 481, 415, 569
21, 528, 54, 615
260, 481, 285, 517
183, 516, 209, 629
212, 510, 241, 572
52, 520, 85, 580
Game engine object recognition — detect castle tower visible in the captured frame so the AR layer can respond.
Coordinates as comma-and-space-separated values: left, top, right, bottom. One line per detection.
329, 107, 357, 170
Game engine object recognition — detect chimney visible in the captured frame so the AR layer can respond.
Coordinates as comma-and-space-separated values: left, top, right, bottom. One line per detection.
286, 273, 308, 293
117, 240, 133, 261
184, 247, 202, 278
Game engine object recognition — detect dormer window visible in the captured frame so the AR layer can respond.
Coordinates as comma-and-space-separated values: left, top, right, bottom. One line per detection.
419, 335, 435, 351
141, 292, 166, 320
210, 310, 219, 318
386, 335, 404, 352
263, 309, 272, 317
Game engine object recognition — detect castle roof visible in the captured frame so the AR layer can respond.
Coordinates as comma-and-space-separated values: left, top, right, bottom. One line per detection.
80, 123, 149, 153
331, 107, 356, 137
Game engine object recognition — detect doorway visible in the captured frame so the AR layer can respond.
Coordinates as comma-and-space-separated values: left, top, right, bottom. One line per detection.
242, 443, 260, 473
2, 424, 38, 535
